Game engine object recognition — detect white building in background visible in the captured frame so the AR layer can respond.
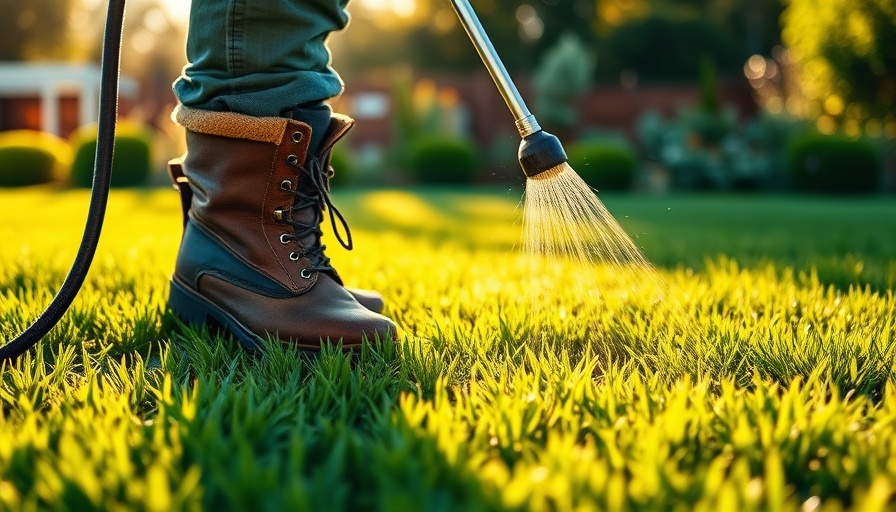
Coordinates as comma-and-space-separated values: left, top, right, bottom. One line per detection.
0, 62, 138, 136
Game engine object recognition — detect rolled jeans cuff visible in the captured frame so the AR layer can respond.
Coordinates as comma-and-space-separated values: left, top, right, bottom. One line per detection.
173, 0, 349, 117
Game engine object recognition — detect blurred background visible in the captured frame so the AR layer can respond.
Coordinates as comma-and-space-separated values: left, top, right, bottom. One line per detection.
0, 0, 893, 194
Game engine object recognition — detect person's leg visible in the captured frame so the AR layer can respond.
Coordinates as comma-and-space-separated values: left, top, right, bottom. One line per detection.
168, 0, 394, 349
174, 0, 348, 117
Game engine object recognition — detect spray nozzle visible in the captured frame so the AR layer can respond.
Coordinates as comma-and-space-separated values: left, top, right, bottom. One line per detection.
518, 130, 568, 178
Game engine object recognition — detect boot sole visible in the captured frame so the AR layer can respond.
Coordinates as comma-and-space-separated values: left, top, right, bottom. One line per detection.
168, 277, 357, 352
168, 277, 262, 350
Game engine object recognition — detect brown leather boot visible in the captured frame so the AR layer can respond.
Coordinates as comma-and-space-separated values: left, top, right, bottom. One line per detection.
167, 106, 395, 350
169, 160, 385, 315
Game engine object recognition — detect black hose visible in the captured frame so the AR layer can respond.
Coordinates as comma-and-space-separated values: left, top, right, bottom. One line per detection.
0, 0, 125, 362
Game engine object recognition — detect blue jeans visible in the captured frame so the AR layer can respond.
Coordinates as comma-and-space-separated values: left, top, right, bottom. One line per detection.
173, 0, 349, 117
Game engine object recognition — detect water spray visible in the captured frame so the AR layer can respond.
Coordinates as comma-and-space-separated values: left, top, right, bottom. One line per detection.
449, 0, 568, 179
451, 0, 657, 307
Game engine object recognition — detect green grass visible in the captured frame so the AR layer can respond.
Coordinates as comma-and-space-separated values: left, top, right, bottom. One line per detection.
0, 186, 895, 511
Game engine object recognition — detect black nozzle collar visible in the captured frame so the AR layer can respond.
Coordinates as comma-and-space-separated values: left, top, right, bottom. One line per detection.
518, 130, 568, 178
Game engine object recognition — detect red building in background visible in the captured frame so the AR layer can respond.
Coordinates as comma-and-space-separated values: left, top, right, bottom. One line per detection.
0, 62, 138, 138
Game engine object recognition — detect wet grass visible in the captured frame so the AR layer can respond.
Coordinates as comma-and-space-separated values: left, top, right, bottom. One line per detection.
0, 185, 894, 511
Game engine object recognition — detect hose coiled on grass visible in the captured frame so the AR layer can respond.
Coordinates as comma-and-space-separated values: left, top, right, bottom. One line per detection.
0, 0, 125, 362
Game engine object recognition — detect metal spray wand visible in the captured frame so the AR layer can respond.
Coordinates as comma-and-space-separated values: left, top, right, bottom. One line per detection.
449, 0, 568, 178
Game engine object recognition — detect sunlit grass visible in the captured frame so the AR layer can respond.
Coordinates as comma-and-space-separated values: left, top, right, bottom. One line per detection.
0, 185, 895, 510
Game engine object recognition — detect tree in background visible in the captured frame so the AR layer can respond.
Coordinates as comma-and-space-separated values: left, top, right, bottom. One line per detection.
601, 13, 744, 82
532, 32, 595, 134
593, 0, 782, 82
721, 0, 784, 57
782, 0, 896, 133
0, 0, 76, 60
652, 0, 783, 55
332, 0, 787, 84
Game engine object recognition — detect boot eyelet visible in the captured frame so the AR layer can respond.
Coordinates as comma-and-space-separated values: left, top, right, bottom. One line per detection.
280, 179, 292, 191
273, 209, 285, 221
292, 131, 304, 144
286, 154, 300, 166
279, 233, 291, 244
300, 269, 313, 279
289, 251, 300, 261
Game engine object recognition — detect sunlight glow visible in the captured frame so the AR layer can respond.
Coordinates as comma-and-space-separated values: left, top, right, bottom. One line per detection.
356, 0, 416, 17
158, 0, 192, 23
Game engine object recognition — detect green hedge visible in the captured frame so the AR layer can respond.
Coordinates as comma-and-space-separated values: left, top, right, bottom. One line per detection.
408, 137, 479, 184
566, 141, 638, 191
70, 121, 153, 188
0, 130, 71, 187
786, 133, 881, 194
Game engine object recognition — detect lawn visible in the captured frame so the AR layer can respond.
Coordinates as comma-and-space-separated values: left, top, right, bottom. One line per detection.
0, 185, 895, 511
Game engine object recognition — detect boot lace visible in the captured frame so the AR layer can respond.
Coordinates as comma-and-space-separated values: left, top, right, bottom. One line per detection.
283, 154, 352, 273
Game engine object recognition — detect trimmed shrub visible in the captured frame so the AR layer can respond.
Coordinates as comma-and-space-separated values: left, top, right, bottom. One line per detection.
786, 133, 881, 194
566, 141, 638, 191
408, 136, 478, 184
70, 121, 153, 188
0, 130, 71, 187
